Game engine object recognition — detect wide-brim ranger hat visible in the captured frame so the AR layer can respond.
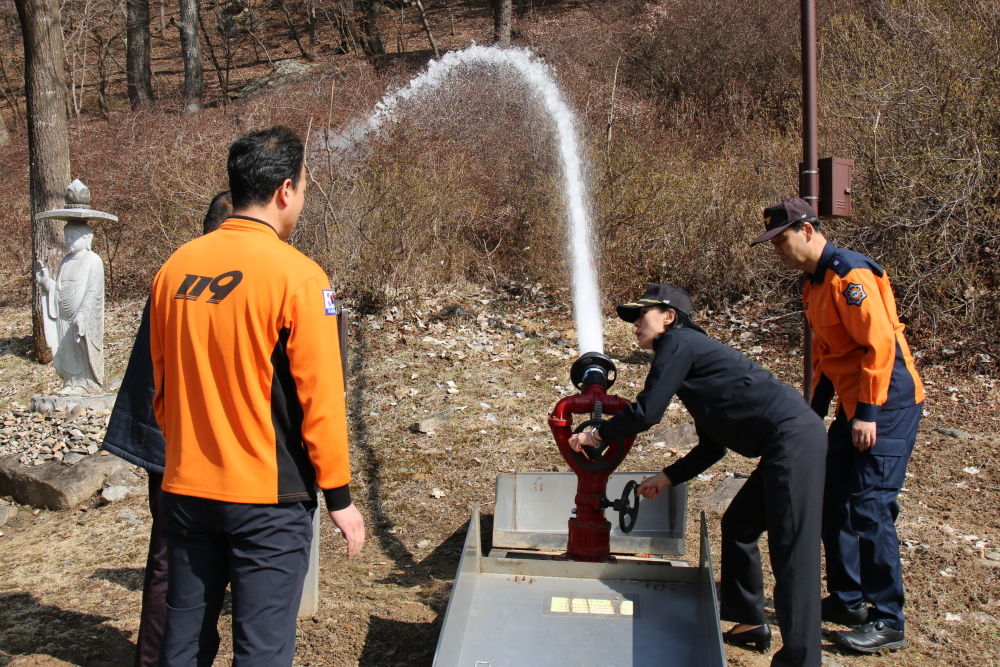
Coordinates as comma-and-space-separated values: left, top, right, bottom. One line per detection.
616, 284, 706, 334
750, 197, 818, 246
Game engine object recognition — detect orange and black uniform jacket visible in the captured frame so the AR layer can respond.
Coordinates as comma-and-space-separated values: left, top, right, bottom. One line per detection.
150, 216, 351, 509
804, 242, 924, 422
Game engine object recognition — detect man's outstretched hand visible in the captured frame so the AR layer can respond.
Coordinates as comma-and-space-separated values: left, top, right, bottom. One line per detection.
329, 503, 365, 559
636, 471, 672, 500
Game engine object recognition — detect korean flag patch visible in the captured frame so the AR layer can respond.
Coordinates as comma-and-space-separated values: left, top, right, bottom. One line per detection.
322, 289, 337, 316
843, 283, 867, 307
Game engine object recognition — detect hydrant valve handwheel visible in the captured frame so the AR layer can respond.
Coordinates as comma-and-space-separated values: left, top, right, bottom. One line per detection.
613, 480, 640, 534
571, 418, 624, 473
549, 352, 637, 562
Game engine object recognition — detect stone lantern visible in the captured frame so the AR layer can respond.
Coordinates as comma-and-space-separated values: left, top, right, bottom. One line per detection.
31, 180, 118, 413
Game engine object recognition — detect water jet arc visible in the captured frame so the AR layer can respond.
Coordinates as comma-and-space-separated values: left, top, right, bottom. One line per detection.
367, 45, 604, 354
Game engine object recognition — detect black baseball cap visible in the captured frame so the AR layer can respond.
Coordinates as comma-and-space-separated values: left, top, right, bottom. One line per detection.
750, 197, 818, 246
617, 284, 694, 323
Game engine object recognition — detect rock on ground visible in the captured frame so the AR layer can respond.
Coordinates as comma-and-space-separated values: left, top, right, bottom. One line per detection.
410, 409, 454, 434
100, 485, 133, 503
0, 451, 128, 509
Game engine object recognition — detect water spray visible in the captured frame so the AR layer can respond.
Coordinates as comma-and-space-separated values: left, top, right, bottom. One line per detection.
341, 45, 637, 560
345, 44, 604, 354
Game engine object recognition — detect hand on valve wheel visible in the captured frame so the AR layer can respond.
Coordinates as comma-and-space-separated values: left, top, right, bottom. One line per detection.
568, 429, 602, 453
636, 471, 672, 500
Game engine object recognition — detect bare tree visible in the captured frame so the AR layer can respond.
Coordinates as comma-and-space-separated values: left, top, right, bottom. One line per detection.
0, 50, 25, 126
412, 0, 438, 57
317, 0, 360, 54
14, 0, 73, 363
174, 0, 202, 112
491, 0, 510, 47
63, 0, 92, 118
277, 0, 313, 60
0, 111, 8, 146
127, 0, 154, 107
90, 18, 124, 117
357, 0, 385, 57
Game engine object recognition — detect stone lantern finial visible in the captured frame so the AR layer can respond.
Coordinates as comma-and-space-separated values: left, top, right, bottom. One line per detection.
64, 179, 92, 210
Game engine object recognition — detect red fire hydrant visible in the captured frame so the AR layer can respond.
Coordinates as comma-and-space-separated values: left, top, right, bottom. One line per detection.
548, 352, 638, 563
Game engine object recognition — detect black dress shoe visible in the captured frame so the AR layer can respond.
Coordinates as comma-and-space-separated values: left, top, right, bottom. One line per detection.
723, 624, 771, 652
821, 595, 869, 627
834, 621, 905, 653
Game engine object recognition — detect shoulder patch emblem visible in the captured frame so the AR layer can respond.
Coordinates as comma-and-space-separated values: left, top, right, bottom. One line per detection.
322, 289, 337, 316
843, 283, 867, 307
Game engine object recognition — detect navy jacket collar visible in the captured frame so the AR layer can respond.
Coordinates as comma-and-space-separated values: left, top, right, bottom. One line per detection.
809, 242, 836, 285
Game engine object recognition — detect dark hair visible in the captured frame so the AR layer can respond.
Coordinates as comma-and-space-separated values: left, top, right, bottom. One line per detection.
227, 126, 304, 210
202, 191, 232, 235
664, 307, 696, 331
648, 304, 696, 332
788, 217, 822, 233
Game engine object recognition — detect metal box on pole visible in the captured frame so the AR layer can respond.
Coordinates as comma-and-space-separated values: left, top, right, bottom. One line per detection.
799, 158, 854, 219
818, 157, 853, 218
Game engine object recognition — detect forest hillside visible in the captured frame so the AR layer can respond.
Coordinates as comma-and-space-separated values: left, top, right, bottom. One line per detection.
1, 0, 997, 359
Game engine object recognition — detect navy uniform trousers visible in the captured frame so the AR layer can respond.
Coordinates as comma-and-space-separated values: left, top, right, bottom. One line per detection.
160, 492, 315, 667
720, 409, 828, 667
822, 402, 922, 631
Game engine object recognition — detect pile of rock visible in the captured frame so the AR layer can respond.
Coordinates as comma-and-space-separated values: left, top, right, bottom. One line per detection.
0, 407, 109, 467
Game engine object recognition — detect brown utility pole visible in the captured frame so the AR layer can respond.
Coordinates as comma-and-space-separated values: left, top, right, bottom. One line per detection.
15, 0, 73, 364
800, 0, 818, 402
127, 0, 155, 108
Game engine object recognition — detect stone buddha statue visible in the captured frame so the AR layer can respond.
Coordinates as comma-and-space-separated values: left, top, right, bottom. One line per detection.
35, 219, 105, 395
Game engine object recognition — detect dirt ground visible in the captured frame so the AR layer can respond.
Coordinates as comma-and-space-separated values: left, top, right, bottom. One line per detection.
0, 283, 998, 666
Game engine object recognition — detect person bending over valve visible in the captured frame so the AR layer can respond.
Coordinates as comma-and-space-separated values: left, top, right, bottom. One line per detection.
568, 284, 827, 667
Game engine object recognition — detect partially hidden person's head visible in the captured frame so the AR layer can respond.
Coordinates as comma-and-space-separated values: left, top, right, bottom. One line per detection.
751, 197, 825, 272
202, 191, 232, 235
227, 126, 305, 239
616, 284, 706, 349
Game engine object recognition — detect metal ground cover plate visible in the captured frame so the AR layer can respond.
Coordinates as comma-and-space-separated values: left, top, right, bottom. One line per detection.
493, 472, 688, 556
432, 503, 725, 667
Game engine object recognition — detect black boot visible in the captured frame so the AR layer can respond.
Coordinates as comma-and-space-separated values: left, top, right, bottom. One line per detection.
834, 621, 904, 653
821, 595, 869, 627
723, 624, 771, 652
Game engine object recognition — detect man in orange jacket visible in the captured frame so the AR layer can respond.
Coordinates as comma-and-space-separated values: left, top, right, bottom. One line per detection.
150, 126, 365, 667
753, 198, 923, 655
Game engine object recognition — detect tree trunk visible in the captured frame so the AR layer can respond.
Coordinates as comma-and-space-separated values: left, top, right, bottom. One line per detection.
0, 111, 8, 146
199, 12, 227, 104
159, 0, 166, 36
277, 0, 313, 61
358, 0, 385, 57
412, 0, 438, 58
14, 0, 72, 364
177, 0, 202, 112
491, 0, 510, 47
127, 0, 155, 108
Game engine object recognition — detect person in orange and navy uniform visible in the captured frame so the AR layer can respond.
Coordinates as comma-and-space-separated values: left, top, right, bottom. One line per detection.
151, 126, 365, 667
752, 198, 924, 655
